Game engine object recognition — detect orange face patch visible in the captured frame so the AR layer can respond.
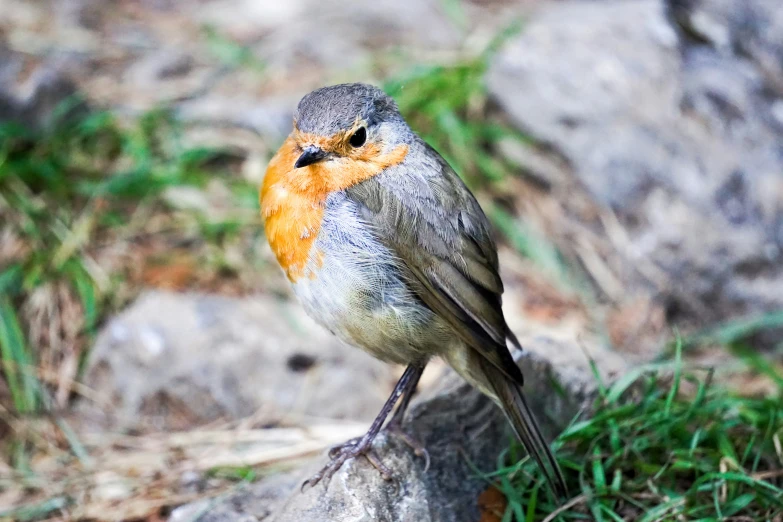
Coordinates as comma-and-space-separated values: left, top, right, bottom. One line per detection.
260, 129, 407, 282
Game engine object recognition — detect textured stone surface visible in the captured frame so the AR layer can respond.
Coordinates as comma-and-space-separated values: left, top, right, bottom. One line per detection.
0, 41, 84, 129
169, 472, 300, 522
488, 0, 783, 335
173, 334, 626, 522
271, 375, 509, 522
80, 291, 395, 431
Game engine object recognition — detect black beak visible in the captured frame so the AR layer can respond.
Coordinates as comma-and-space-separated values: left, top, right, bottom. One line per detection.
295, 145, 328, 168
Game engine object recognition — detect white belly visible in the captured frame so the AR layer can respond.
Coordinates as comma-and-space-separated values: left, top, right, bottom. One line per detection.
291, 192, 450, 363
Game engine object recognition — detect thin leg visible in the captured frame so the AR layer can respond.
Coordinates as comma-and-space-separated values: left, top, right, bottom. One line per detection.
328, 362, 425, 458
385, 364, 430, 471
303, 364, 424, 490
388, 364, 424, 427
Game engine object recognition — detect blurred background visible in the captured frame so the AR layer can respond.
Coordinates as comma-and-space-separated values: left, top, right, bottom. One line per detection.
0, 0, 782, 520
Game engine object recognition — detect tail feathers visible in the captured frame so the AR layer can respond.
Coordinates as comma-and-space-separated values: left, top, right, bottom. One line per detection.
481, 358, 568, 499
506, 329, 523, 353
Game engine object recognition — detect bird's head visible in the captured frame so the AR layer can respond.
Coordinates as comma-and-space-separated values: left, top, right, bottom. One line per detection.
290, 82, 408, 172
260, 83, 412, 279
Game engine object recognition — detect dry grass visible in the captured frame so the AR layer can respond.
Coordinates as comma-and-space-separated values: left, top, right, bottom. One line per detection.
0, 411, 366, 521
0, 107, 276, 417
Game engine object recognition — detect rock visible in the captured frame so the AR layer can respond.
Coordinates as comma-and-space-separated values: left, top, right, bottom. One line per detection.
169, 472, 299, 522
668, 0, 783, 76
176, 334, 626, 522
54, 0, 105, 30
487, 0, 783, 338
79, 291, 396, 431
196, 0, 461, 70
271, 375, 509, 522
176, 93, 298, 143
124, 50, 195, 85
0, 42, 85, 129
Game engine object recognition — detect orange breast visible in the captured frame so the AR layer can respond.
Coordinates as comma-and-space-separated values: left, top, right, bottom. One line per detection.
260, 134, 408, 282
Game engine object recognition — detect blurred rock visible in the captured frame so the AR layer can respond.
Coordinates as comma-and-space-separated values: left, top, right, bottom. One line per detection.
79, 291, 395, 431
488, 0, 783, 338
0, 42, 85, 129
124, 50, 195, 85
669, 0, 783, 78
55, 0, 105, 30
196, 0, 461, 70
173, 335, 626, 522
170, 472, 299, 522
177, 93, 297, 142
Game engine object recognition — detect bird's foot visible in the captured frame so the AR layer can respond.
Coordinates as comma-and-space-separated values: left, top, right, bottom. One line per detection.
302, 435, 391, 490
385, 420, 431, 472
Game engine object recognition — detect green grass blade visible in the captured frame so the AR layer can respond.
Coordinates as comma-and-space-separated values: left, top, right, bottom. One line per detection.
682, 310, 783, 348
664, 336, 682, 415
0, 265, 23, 294
0, 496, 69, 521
64, 260, 98, 332
0, 297, 40, 412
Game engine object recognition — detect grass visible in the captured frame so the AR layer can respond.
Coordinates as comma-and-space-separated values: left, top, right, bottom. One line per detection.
384, 22, 522, 191
0, 102, 262, 418
660, 311, 783, 394
202, 25, 267, 72
490, 345, 783, 521
683, 311, 783, 349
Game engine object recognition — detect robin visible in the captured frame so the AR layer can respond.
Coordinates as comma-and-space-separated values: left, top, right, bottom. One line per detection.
261, 82, 567, 497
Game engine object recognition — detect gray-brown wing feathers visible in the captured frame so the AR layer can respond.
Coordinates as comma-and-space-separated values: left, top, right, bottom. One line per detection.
346, 145, 524, 385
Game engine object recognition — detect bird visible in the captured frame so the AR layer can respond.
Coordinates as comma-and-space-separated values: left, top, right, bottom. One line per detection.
260, 82, 567, 498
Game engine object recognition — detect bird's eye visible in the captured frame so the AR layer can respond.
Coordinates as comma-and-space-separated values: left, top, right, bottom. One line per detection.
349, 127, 367, 147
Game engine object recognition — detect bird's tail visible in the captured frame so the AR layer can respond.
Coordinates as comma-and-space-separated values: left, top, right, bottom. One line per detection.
479, 358, 568, 499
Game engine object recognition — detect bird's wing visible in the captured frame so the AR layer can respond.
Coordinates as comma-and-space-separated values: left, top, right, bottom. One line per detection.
345, 142, 524, 385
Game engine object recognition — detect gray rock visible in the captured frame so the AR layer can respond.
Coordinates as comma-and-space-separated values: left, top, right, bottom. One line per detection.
177, 93, 298, 143
175, 334, 625, 522
55, 0, 105, 30
125, 50, 195, 85
196, 0, 461, 71
488, 0, 783, 333
0, 42, 85, 130
271, 376, 508, 522
169, 472, 299, 522
79, 291, 395, 431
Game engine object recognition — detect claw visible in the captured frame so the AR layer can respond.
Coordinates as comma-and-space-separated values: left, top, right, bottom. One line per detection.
364, 450, 393, 480
303, 437, 385, 489
328, 437, 360, 459
302, 423, 431, 492
301, 364, 429, 492
421, 447, 431, 473
385, 422, 430, 472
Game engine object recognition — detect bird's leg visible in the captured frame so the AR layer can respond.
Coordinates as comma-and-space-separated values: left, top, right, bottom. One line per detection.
326, 363, 426, 458
385, 363, 430, 470
303, 363, 424, 489
387, 364, 423, 427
